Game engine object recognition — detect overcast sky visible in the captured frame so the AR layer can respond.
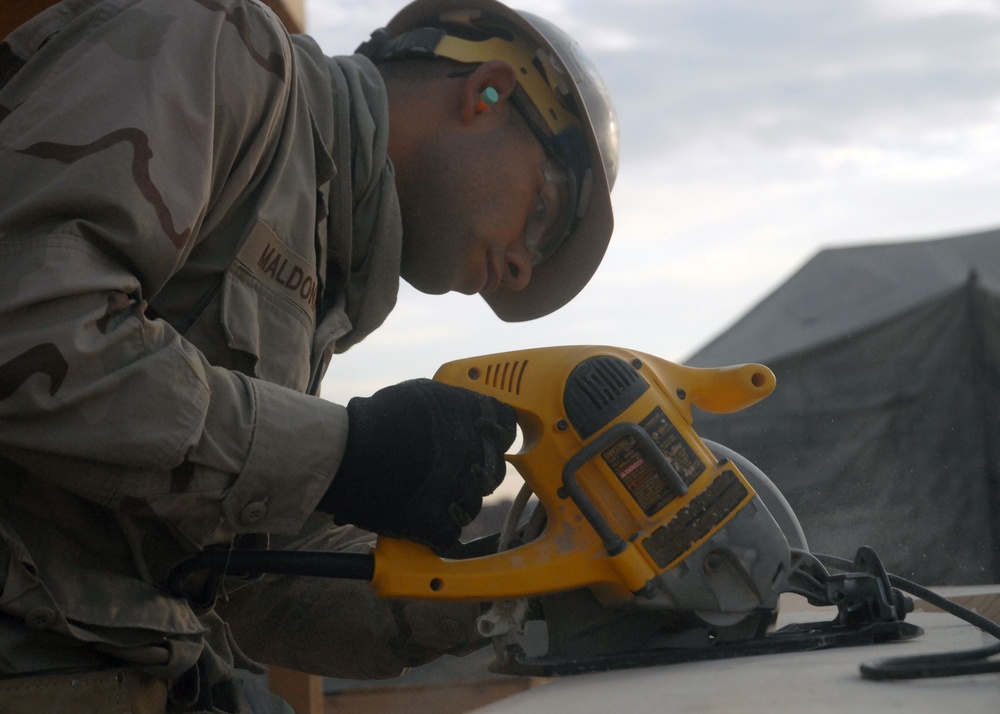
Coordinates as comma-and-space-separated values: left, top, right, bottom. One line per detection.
304, 0, 1000, 409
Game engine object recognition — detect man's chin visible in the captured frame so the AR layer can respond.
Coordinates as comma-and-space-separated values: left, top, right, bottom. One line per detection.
401, 274, 450, 296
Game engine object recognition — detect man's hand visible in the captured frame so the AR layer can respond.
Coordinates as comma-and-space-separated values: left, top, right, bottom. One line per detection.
317, 379, 517, 548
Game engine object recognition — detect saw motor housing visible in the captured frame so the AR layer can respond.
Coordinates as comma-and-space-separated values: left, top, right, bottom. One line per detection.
372, 345, 793, 623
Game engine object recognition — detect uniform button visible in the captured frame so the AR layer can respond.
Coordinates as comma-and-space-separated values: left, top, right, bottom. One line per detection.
25, 607, 56, 630
240, 501, 268, 525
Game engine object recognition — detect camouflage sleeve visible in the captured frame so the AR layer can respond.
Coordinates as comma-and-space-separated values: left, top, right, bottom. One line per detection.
0, 0, 342, 546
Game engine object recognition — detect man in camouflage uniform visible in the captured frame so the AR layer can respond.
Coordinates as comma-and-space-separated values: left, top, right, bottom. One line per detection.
0, 0, 618, 710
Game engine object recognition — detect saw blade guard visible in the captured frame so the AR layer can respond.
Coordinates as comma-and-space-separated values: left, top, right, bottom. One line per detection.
371, 345, 794, 617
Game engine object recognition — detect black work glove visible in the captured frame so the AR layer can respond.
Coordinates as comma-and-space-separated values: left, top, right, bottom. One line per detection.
317, 379, 517, 548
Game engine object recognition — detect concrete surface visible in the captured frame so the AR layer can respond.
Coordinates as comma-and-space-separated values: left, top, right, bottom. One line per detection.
468, 590, 1000, 713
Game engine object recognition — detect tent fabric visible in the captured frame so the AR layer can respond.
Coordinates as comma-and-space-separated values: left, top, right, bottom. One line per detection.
686, 230, 1000, 585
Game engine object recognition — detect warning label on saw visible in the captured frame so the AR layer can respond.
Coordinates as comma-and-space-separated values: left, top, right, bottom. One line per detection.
600, 406, 703, 516
642, 469, 750, 568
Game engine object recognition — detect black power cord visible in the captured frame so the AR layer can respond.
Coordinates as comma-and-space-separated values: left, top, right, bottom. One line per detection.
817, 553, 1000, 680
167, 547, 376, 606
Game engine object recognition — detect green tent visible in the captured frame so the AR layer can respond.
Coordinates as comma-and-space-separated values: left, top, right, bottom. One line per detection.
687, 229, 1000, 585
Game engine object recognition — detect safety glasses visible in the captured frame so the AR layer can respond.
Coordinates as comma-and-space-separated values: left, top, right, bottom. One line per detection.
523, 158, 574, 266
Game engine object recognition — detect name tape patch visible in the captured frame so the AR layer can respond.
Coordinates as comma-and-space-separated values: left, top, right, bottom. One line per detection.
238, 221, 318, 314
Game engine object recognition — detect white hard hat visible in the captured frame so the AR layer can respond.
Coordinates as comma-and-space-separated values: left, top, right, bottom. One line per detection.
359, 0, 619, 321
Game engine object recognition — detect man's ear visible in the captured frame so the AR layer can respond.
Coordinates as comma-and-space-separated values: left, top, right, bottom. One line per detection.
460, 60, 519, 124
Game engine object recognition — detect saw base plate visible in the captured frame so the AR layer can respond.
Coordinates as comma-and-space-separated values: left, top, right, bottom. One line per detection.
494, 619, 924, 677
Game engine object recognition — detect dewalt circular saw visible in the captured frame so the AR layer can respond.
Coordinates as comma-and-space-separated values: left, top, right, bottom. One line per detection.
390, 346, 919, 675
174, 346, 1000, 679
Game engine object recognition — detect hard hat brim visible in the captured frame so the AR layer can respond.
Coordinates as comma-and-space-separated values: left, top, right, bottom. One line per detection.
484, 178, 613, 322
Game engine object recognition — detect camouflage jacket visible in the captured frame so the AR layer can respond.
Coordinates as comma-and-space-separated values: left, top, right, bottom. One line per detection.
0, 0, 403, 689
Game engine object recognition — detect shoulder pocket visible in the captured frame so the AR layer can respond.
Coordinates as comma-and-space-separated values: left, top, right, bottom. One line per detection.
181, 221, 318, 392
222, 221, 318, 391
221, 265, 314, 392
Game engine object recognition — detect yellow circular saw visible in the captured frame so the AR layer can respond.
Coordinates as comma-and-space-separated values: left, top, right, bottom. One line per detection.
173, 345, 931, 676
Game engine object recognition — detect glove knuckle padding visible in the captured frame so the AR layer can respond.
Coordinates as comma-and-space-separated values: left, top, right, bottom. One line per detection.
323, 379, 517, 547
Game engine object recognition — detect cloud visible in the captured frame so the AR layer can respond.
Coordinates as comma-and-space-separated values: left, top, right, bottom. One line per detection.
307, 0, 1000, 406
871, 0, 1000, 19
596, 1, 1000, 166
